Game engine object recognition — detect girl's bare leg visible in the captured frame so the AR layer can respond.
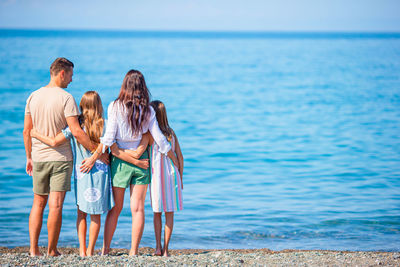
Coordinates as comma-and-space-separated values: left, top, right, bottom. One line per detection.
102, 187, 126, 255
163, 212, 174, 257
153, 212, 162, 256
129, 184, 148, 256
76, 209, 87, 257
87, 214, 101, 256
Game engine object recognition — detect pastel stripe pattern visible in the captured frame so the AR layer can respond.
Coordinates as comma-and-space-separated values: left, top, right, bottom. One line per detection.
150, 136, 183, 212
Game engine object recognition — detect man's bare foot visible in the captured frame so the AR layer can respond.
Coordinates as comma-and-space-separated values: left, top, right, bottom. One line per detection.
101, 247, 110, 255
153, 247, 162, 256
29, 247, 42, 257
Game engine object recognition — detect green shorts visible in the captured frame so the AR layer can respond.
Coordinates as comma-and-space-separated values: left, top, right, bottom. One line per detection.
111, 150, 150, 188
32, 161, 73, 195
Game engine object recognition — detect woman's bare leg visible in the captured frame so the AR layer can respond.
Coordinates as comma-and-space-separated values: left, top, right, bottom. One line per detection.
87, 214, 101, 256
102, 187, 126, 255
76, 209, 87, 257
163, 212, 174, 257
153, 212, 162, 256
129, 184, 148, 256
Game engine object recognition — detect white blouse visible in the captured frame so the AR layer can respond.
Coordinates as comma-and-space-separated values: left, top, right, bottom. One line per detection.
100, 101, 171, 154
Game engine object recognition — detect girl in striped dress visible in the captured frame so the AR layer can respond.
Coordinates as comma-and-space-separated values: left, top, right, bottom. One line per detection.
149, 100, 184, 257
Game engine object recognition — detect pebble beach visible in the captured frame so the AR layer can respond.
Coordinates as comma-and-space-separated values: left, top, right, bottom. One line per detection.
1, 247, 399, 266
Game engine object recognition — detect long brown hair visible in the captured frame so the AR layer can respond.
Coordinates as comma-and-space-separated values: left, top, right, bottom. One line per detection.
150, 100, 173, 142
115, 70, 151, 135
79, 91, 104, 144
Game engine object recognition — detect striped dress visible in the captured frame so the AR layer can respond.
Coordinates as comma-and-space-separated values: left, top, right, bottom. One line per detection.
150, 135, 183, 212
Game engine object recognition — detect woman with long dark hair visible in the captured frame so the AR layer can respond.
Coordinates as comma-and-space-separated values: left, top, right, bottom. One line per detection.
80, 70, 178, 256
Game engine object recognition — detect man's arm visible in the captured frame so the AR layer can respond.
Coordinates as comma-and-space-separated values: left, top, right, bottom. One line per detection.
23, 115, 33, 176
66, 116, 96, 152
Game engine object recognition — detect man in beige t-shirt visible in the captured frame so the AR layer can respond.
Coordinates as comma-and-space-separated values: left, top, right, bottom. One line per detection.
23, 58, 98, 257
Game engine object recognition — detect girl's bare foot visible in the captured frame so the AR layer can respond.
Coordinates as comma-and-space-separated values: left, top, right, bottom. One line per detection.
129, 249, 138, 256
86, 249, 94, 256
48, 249, 61, 257
153, 247, 162, 256
162, 250, 170, 257
79, 248, 87, 257
101, 247, 110, 255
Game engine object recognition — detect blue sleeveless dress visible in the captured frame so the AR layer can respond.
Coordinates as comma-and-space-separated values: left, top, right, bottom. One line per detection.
62, 127, 114, 215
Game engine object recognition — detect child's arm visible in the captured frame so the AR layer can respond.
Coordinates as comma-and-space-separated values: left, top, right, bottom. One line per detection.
110, 132, 150, 158
122, 132, 151, 159
30, 128, 68, 147
173, 131, 184, 189
110, 143, 149, 169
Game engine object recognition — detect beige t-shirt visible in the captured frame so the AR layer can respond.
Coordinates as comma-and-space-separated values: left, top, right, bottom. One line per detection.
25, 86, 80, 162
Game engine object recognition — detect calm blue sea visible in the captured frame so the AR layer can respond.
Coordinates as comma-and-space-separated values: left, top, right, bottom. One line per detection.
0, 30, 399, 251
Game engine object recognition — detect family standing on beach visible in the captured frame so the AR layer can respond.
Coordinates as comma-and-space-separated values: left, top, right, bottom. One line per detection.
23, 58, 184, 257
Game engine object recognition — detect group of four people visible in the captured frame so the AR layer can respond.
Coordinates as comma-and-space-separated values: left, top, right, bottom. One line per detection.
23, 58, 184, 257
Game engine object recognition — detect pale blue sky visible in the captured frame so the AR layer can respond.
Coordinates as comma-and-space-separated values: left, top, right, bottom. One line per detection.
0, 0, 399, 32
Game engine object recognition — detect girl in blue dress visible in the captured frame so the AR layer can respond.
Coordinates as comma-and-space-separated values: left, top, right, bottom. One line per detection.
31, 91, 149, 256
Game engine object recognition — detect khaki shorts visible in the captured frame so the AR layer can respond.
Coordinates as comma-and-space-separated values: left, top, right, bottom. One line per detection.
32, 161, 73, 195
111, 150, 150, 188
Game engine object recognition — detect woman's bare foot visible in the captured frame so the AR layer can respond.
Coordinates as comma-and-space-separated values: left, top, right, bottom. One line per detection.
153, 247, 162, 256
29, 247, 42, 257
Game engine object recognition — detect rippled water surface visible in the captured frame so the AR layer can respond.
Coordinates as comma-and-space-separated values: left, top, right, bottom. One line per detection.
0, 30, 399, 251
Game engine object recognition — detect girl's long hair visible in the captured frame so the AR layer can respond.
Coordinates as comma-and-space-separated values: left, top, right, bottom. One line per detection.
150, 100, 173, 142
79, 91, 104, 144
115, 70, 151, 135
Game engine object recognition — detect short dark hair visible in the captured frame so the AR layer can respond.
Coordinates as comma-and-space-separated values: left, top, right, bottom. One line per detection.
50, 57, 74, 76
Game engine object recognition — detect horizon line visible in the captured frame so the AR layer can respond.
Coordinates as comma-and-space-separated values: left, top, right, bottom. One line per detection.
1, 27, 400, 34
1, 28, 400, 39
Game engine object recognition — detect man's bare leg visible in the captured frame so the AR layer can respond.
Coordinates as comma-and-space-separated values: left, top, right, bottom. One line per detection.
29, 193, 48, 257
47, 191, 66, 256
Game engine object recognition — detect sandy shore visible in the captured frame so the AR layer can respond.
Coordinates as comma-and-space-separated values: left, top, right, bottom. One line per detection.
1, 247, 399, 266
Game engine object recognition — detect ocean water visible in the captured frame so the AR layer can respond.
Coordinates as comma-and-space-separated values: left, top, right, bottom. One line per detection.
0, 30, 399, 251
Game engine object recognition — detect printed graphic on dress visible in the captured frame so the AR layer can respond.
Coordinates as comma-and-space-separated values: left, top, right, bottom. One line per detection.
95, 160, 108, 172
84, 188, 101, 202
